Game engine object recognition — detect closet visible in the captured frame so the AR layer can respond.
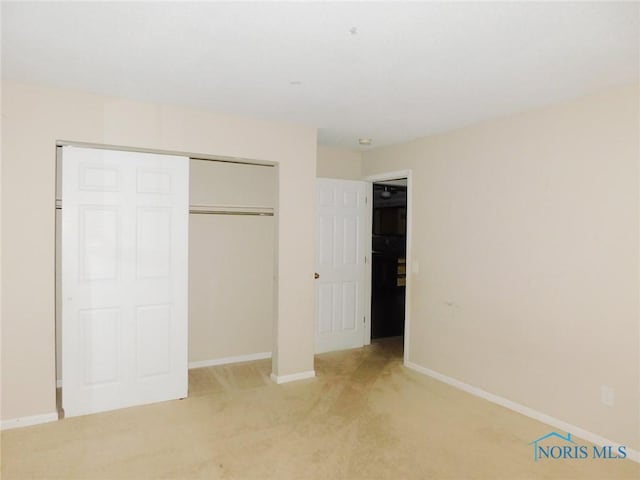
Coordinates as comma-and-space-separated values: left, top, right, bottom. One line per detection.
55, 150, 276, 415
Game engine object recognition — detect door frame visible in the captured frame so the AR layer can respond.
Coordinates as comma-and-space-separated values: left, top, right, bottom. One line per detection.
364, 169, 412, 365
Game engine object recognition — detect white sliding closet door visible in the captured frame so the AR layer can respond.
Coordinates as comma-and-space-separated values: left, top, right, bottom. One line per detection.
61, 146, 189, 418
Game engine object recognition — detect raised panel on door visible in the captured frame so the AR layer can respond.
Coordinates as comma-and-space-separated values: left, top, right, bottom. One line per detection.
136, 207, 172, 279
62, 146, 189, 417
80, 307, 121, 386
315, 178, 369, 353
342, 215, 359, 265
341, 282, 358, 331
79, 206, 119, 281
136, 304, 172, 378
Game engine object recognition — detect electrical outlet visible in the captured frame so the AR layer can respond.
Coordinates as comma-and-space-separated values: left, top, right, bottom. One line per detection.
601, 385, 615, 407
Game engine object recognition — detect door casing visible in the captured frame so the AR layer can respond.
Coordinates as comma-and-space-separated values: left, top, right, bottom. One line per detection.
364, 170, 412, 365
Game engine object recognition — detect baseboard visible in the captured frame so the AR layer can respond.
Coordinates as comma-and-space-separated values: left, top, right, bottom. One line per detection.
270, 370, 316, 384
404, 361, 640, 464
188, 351, 271, 369
1, 412, 59, 431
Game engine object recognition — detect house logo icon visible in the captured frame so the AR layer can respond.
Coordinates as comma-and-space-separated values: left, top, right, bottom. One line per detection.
529, 431, 576, 461
529, 431, 627, 461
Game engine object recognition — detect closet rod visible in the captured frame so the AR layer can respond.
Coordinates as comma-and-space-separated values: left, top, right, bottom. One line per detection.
189, 209, 273, 216
190, 157, 274, 167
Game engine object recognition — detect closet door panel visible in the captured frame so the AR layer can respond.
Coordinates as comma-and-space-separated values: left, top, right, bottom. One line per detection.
61, 146, 189, 418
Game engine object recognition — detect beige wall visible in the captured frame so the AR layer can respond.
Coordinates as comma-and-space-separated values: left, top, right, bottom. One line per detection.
316, 145, 362, 180
1, 81, 316, 422
362, 84, 640, 449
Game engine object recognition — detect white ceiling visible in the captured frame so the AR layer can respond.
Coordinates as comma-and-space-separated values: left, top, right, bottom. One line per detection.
2, 2, 638, 150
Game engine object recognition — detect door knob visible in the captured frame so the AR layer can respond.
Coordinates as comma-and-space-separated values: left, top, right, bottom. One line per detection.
314, 272, 320, 279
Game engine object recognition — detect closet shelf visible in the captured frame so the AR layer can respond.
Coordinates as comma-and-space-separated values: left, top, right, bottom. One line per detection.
189, 204, 274, 216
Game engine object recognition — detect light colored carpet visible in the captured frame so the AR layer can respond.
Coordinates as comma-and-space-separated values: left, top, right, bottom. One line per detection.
1, 338, 638, 479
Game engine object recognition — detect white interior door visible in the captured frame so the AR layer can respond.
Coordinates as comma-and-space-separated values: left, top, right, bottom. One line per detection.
315, 178, 369, 353
61, 146, 189, 417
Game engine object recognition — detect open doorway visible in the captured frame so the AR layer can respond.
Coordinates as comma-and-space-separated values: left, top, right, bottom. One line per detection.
370, 178, 408, 349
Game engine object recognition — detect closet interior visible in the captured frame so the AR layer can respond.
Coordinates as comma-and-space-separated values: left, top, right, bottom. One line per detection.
188, 159, 276, 366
